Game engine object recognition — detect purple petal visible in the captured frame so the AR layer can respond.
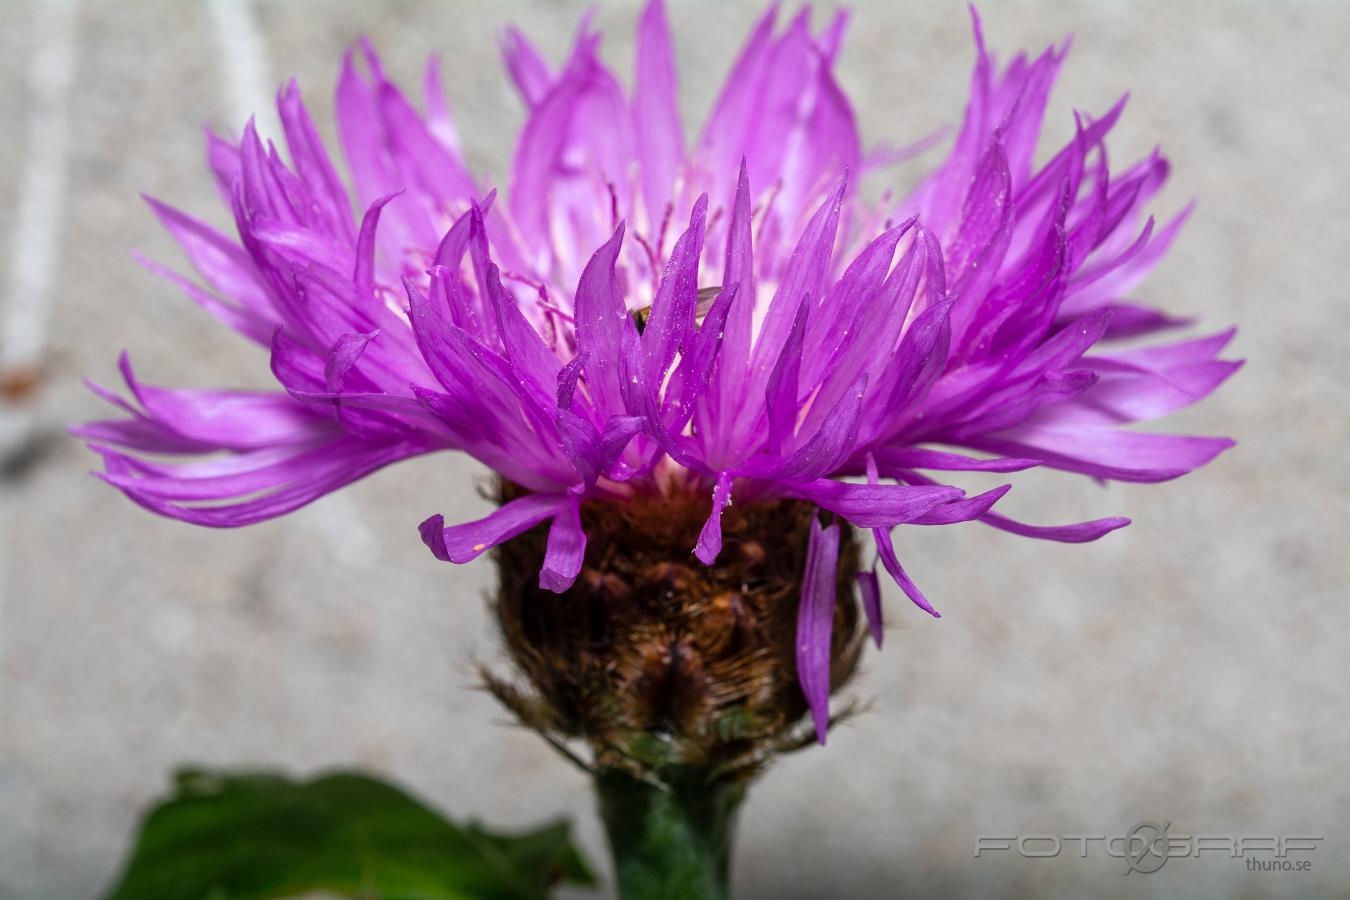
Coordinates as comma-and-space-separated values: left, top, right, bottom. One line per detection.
863, 299, 956, 444
325, 332, 378, 393
807, 226, 943, 440
979, 509, 1131, 543
774, 374, 867, 482
143, 196, 273, 318
1031, 359, 1241, 427
790, 480, 965, 528
423, 54, 465, 157
483, 259, 561, 414
908, 484, 1011, 525
336, 48, 436, 251
972, 425, 1235, 482
744, 177, 846, 409
874, 526, 941, 618
864, 453, 941, 618
665, 283, 739, 432
871, 447, 1041, 473
1089, 326, 1237, 371
699, 7, 778, 197
556, 352, 589, 411
574, 224, 634, 420
555, 408, 604, 485
500, 27, 555, 108
642, 194, 708, 386
98, 437, 426, 528
634, 0, 684, 224
799, 219, 913, 396
420, 492, 562, 563
131, 252, 274, 346
704, 160, 755, 462
353, 193, 399, 296
857, 567, 884, 648
796, 514, 840, 744
946, 140, 1014, 343
540, 496, 587, 591
694, 470, 733, 565
509, 37, 635, 266
115, 369, 331, 451
276, 80, 356, 244
764, 292, 811, 453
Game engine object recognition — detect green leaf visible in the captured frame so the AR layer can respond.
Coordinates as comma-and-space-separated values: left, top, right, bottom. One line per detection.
103, 768, 596, 900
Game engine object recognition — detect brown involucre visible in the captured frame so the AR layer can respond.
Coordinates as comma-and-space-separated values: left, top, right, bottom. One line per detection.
486, 479, 865, 785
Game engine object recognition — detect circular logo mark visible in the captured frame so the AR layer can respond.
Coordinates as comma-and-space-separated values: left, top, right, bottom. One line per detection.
1123, 820, 1173, 875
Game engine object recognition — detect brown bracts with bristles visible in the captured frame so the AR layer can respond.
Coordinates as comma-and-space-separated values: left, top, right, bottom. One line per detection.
486, 480, 865, 785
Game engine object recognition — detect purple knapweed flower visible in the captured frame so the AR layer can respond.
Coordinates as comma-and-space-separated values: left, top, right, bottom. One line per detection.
77, 4, 1237, 741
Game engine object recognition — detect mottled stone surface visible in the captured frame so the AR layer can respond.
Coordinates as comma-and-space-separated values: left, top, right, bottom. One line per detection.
0, 2, 1346, 898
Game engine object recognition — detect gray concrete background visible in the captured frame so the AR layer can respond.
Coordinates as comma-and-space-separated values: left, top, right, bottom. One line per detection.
1, 1, 1347, 898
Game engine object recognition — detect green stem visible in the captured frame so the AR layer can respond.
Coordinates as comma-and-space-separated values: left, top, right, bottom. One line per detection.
595, 769, 746, 900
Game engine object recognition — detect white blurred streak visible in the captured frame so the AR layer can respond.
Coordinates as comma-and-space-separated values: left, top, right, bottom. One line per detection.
206, 0, 277, 139
0, 0, 77, 449
0, 0, 78, 721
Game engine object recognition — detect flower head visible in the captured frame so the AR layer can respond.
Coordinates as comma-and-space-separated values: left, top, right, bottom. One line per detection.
77, 4, 1237, 741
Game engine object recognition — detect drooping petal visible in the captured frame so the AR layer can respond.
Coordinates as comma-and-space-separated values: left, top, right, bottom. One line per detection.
540, 495, 588, 591
856, 567, 884, 648
796, 514, 840, 744
874, 526, 941, 618
864, 453, 941, 618
694, 470, 733, 565
420, 492, 563, 563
